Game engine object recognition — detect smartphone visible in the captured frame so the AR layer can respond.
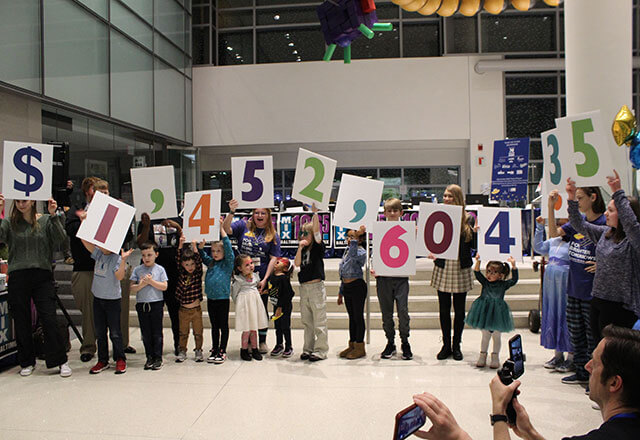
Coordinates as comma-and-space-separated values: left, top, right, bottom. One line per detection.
509, 334, 524, 379
393, 404, 427, 440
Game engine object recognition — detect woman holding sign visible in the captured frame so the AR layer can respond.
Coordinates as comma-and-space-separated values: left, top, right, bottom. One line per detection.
0, 195, 72, 377
223, 199, 281, 354
566, 171, 640, 343
431, 185, 476, 361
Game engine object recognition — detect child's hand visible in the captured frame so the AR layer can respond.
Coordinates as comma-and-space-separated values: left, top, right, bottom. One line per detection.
536, 216, 545, 225
607, 169, 622, 193
475, 254, 481, 261
198, 240, 205, 250
357, 225, 366, 236
275, 307, 283, 318
337, 294, 343, 306
228, 199, 239, 213
219, 217, 227, 237
370, 268, 377, 278
311, 203, 319, 214
548, 190, 559, 209
121, 249, 133, 259
427, 253, 436, 260
566, 177, 577, 200
585, 261, 597, 273
507, 256, 516, 267
298, 238, 310, 248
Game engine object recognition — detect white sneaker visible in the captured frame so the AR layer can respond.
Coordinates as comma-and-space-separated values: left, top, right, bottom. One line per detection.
19, 365, 35, 377
59, 362, 72, 377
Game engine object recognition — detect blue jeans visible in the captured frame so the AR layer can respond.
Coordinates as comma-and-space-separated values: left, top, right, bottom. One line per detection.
93, 297, 125, 363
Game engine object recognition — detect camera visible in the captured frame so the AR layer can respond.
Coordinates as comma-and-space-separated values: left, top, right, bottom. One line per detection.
497, 334, 525, 424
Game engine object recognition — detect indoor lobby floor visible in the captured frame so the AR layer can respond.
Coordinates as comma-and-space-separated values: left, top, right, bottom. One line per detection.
0, 329, 601, 440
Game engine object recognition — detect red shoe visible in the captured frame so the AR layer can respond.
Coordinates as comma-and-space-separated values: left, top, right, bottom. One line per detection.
89, 361, 109, 374
115, 359, 127, 375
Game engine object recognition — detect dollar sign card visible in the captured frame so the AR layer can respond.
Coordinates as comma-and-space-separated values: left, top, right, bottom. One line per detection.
333, 174, 384, 229
130, 165, 178, 220
2, 141, 54, 201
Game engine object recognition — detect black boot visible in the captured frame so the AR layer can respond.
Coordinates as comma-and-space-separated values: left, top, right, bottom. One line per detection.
436, 342, 452, 360
240, 348, 252, 361
452, 344, 463, 361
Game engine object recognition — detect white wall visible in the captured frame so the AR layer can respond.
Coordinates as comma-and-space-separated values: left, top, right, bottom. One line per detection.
0, 89, 41, 145
193, 56, 504, 193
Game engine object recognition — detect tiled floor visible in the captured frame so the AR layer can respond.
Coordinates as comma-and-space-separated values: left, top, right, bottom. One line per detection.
0, 329, 601, 440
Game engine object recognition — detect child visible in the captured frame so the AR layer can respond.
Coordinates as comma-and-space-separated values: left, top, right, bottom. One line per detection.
232, 254, 269, 361
337, 226, 367, 360
295, 204, 328, 362
175, 235, 204, 363
465, 256, 518, 369
81, 238, 133, 375
130, 242, 168, 370
375, 198, 412, 360
200, 225, 234, 363
268, 257, 295, 358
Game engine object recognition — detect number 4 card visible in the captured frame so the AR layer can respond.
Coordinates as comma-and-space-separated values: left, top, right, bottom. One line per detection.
183, 190, 221, 242
292, 148, 337, 211
477, 208, 522, 262
76, 191, 136, 254
231, 156, 274, 209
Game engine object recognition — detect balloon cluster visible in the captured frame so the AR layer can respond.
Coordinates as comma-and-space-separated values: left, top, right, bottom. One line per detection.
612, 105, 640, 169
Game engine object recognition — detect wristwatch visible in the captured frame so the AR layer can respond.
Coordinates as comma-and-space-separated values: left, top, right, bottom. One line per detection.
490, 414, 509, 426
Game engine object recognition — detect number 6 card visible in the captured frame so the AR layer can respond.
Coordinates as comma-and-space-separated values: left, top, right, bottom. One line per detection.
183, 190, 221, 242
477, 208, 522, 262
231, 156, 274, 209
372, 221, 416, 276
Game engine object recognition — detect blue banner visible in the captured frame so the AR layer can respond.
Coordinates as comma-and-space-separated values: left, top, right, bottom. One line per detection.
490, 138, 530, 202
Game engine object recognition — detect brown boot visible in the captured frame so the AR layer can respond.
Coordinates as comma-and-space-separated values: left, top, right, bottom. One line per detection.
339, 342, 354, 358
346, 342, 366, 359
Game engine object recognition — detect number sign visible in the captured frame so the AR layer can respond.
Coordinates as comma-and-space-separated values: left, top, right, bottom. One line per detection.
372, 221, 416, 276
2, 141, 53, 201
231, 156, 274, 209
76, 191, 136, 254
333, 174, 384, 229
416, 203, 462, 260
477, 208, 522, 262
291, 148, 337, 211
183, 190, 221, 242
130, 166, 177, 220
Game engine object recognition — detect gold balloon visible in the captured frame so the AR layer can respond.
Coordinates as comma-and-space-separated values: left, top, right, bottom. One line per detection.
612, 105, 637, 146
459, 0, 482, 16
511, 0, 536, 11
418, 0, 443, 15
438, 0, 460, 16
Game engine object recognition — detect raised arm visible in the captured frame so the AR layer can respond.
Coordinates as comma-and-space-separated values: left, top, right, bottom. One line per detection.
115, 249, 133, 281
546, 190, 565, 238
609, 170, 640, 249
80, 238, 96, 255
533, 219, 550, 256
504, 257, 518, 289
223, 199, 238, 235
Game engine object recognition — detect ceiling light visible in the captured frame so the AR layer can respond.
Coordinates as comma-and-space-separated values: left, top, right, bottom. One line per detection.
288, 42, 294, 46
227, 46, 233, 50
292, 50, 298, 54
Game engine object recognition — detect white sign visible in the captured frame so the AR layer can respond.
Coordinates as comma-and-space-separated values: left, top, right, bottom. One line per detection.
416, 203, 462, 260
2, 141, 53, 201
291, 148, 337, 211
372, 221, 416, 276
130, 165, 177, 220
541, 128, 569, 219
540, 178, 569, 219
477, 208, 522, 262
76, 191, 136, 254
183, 190, 221, 242
231, 156, 274, 209
333, 174, 384, 229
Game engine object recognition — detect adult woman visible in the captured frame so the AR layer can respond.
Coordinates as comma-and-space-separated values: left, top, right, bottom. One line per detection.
548, 186, 606, 384
0, 195, 71, 377
566, 171, 640, 344
223, 199, 282, 354
431, 185, 476, 361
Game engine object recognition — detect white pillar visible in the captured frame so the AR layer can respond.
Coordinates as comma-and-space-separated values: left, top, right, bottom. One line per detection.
564, 0, 633, 193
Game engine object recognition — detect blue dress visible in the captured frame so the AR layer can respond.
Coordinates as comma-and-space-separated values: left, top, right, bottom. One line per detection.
465, 269, 517, 333
534, 224, 572, 352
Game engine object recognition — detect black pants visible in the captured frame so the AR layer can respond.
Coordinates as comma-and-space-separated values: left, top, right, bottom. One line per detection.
259, 292, 269, 344
7, 269, 67, 368
274, 302, 292, 349
163, 279, 180, 350
438, 291, 467, 347
207, 298, 230, 352
343, 279, 367, 343
93, 297, 125, 363
590, 297, 638, 345
136, 301, 164, 360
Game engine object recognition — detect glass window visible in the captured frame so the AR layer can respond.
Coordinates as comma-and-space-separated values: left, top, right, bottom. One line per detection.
193, 27, 210, 64
0, 0, 41, 92
445, 16, 477, 54
44, 0, 109, 115
530, 140, 542, 160
185, 13, 192, 57
481, 13, 556, 52
284, 169, 295, 187
273, 170, 283, 187
404, 168, 430, 185
206, 170, 232, 189
77, 0, 108, 19
155, 0, 185, 50
155, 32, 185, 71
351, 27, 400, 59
120, 0, 153, 25
403, 23, 439, 58
88, 119, 114, 151
154, 58, 186, 140
380, 168, 401, 185
407, 186, 446, 201
111, 30, 153, 130
257, 0, 318, 5
110, 0, 153, 49
506, 98, 558, 139
219, 0, 252, 7
257, 27, 324, 63
219, 32, 253, 64
430, 167, 459, 184
219, 10, 253, 28
382, 187, 401, 201
186, 78, 192, 143
505, 75, 558, 95
257, 7, 318, 26
193, 5, 209, 25
374, 3, 399, 20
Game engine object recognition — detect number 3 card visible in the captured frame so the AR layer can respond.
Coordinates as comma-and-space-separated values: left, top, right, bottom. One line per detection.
2, 141, 53, 201
76, 191, 136, 254
333, 174, 384, 230
416, 203, 462, 260
477, 208, 522, 262
231, 156, 274, 209
183, 190, 221, 242
372, 221, 416, 276
292, 148, 337, 211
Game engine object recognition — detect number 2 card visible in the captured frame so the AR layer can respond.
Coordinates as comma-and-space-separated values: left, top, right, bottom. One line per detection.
291, 148, 337, 211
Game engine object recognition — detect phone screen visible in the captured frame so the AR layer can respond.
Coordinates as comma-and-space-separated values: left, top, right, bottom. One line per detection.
509, 334, 524, 379
395, 405, 426, 440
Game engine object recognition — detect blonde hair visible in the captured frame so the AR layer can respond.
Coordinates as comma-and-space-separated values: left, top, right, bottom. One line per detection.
445, 184, 472, 242
249, 208, 276, 242
383, 198, 403, 213
10, 201, 39, 231
94, 180, 109, 191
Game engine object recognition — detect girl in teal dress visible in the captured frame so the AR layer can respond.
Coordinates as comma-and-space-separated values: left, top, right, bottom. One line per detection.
465, 255, 517, 369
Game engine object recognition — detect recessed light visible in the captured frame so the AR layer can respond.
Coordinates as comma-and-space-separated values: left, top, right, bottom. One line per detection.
227, 46, 233, 50
288, 42, 294, 46
274, 14, 280, 20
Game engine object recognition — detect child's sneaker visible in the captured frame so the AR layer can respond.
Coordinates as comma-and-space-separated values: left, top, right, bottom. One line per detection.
562, 373, 589, 384
401, 342, 413, 360
381, 342, 396, 359
252, 349, 263, 361
115, 359, 127, 374
176, 351, 187, 363
207, 349, 218, 363
152, 358, 163, 370
555, 360, 575, 373
282, 347, 294, 358
194, 349, 204, 362
214, 350, 227, 364
90, 361, 109, 374
19, 365, 35, 377
144, 358, 154, 370
270, 344, 284, 357
59, 362, 72, 377
544, 355, 563, 369
241, 348, 252, 361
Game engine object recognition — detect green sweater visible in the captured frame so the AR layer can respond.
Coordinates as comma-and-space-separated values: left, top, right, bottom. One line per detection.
0, 214, 66, 273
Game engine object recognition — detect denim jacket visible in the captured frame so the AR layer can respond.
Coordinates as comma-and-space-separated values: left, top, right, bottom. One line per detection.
338, 240, 366, 280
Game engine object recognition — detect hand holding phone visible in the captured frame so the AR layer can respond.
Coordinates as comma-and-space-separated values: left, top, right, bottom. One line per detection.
497, 334, 525, 425
393, 404, 426, 440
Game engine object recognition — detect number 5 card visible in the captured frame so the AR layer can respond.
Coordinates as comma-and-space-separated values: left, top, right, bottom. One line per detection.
372, 221, 416, 276
231, 156, 274, 209
2, 141, 53, 201
292, 148, 337, 211
333, 174, 384, 229
477, 208, 522, 262
76, 191, 136, 254
416, 203, 462, 260
183, 190, 221, 242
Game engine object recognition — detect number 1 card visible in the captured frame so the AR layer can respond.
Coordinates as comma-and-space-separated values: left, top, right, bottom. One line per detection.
183, 190, 221, 242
